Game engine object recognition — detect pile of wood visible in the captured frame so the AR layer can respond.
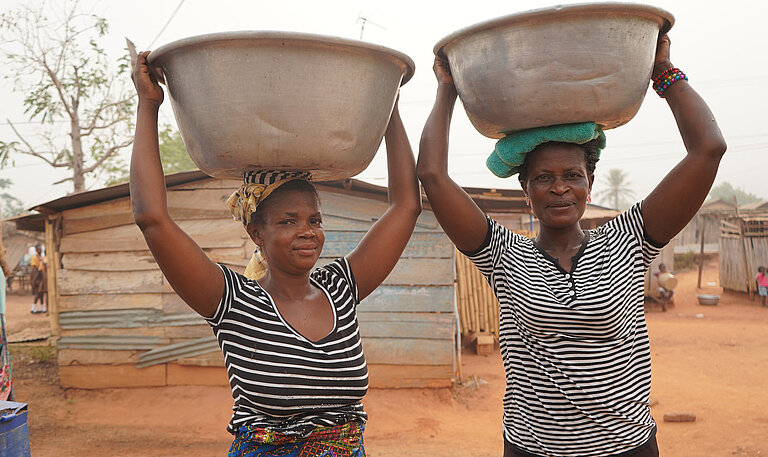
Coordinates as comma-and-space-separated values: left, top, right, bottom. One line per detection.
719, 215, 768, 294
455, 250, 500, 340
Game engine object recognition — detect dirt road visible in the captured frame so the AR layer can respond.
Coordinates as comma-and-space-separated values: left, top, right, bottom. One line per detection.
5, 257, 767, 456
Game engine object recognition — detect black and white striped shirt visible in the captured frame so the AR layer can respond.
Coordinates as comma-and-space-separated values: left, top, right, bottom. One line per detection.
207, 258, 368, 436
466, 203, 663, 457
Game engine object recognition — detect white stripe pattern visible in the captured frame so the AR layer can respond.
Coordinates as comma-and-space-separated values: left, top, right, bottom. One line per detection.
466, 203, 663, 457
207, 258, 368, 436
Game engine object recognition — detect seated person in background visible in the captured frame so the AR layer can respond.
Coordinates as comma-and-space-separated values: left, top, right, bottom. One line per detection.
654, 263, 674, 312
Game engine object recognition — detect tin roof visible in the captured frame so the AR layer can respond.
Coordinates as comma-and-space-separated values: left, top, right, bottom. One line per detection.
10, 170, 531, 231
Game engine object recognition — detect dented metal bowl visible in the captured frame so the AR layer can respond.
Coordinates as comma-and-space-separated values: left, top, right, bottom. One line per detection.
434, 3, 674, 138
148, 31, 415, 180
697, 294, 720, 306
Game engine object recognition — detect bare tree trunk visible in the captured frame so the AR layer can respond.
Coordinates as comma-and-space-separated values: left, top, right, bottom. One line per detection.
71, 112, 85, 193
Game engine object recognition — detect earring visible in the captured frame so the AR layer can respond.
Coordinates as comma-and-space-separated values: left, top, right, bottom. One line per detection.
525, 195, 530, 206
587, 194, 592, 203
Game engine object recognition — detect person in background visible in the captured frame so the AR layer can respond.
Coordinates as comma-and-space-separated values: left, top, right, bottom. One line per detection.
29, 244, 47, 314
418, 34, 726, 457
756, 266, 768, 307
0, 238, 10, 316
0, 236, 13, 401
654, 263, 674, 312
0, 238, 9, 296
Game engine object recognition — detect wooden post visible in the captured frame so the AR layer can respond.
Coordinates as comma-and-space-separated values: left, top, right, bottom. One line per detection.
734, 197, 753, 298
0, 202, 6, 304
456, 252, 470, 335
45, 215, 62, 342
466, 262, 475, 333
452, 254, 462, 384
697, 214, 706, 289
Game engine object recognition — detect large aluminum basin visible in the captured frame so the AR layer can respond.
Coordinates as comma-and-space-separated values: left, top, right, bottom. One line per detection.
434, 3, 673, 138
148, 32, 415, 180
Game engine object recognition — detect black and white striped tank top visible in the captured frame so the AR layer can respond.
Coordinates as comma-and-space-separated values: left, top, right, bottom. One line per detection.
466, 203, 663, 457
207, 258, 368, 436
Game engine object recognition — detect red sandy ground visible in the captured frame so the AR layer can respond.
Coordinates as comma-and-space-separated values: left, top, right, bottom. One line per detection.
4, 256, 767, 456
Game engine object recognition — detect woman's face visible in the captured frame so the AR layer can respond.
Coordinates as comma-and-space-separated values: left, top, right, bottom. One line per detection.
521, 143, 594, 230
248, 189, 325, 275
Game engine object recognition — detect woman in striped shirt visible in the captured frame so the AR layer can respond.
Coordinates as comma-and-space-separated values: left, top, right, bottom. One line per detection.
418, 35, 726, 457
130, 51, 421, 456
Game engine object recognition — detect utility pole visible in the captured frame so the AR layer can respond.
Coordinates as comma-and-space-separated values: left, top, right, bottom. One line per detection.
734, 196, 754, 298
358, 15, 387, 40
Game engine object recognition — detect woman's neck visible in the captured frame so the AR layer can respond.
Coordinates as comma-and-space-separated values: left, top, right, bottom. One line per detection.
535, 224, 585, 252
259, 269, 314, 300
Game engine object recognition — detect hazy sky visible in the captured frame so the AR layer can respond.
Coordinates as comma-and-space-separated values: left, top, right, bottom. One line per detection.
2, 0, 767, 211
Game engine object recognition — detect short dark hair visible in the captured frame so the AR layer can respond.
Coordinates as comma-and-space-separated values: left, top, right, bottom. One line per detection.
249, 179, 319, 227
517, 138, 602, 183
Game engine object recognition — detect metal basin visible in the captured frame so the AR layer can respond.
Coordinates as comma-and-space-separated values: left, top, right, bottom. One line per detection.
697, 294, 720, 306
148, 32, 415, 180
434, 3, 674, 138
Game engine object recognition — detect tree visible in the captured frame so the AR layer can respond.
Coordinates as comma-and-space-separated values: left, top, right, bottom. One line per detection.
594, 168, 635, 210
158, 126, 197, 174
106, 125, 197, 185
0, 0, 134, 193
0, 178, 26, 218
708, 182, 762, 206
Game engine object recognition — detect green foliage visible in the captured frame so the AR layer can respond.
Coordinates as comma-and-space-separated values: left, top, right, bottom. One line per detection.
158, 126, 197, 174
674, 251, 698, 271
708, 182, 762, 206
0, 141, 15, 168
0, 178, 26, 218
594, 168, 635, 210
29, 345, 56, 363
105, 125, 197, 186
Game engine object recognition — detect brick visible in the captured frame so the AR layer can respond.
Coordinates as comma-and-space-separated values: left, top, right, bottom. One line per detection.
475, 334, 495, 355
663, 411, 696, 422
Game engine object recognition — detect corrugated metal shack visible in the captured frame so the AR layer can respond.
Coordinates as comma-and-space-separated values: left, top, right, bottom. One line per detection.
672, 199, 768, 294
675, 199, 737, 251
13, 171, 457, 389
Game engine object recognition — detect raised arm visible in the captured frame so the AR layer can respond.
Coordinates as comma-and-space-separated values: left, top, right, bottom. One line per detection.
347, 96, 422, 300
0, 242, 10, 277
417, 57, 488, 252
130, 51, 223, 318
641, 36, 727, 243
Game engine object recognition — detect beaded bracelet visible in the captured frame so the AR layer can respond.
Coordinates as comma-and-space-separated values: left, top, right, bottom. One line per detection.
652, 67, 688, 97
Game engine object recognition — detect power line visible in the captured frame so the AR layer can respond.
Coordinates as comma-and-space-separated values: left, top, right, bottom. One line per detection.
2, 161, 53, 170
147, 0, 187, 49
0, 120, 70, 126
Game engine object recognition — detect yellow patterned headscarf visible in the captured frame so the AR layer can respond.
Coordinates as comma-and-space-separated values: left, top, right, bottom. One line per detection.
226, 170, 313, 280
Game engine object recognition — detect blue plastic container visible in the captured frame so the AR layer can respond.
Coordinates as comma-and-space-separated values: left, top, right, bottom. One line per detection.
0, 401, 31, 457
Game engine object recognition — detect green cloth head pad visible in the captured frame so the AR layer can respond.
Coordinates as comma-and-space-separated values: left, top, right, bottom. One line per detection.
486, 122, 606, 178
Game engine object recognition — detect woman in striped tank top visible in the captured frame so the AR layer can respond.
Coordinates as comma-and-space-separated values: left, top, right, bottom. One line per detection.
130, 51, 421, 456
418, 35, 726, 457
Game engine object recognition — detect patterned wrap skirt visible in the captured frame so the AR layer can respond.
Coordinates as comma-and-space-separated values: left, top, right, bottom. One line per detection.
228, 421, 365, 457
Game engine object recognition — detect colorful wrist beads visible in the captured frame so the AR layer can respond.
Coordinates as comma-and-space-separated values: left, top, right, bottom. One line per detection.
653, 67, 688, 97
